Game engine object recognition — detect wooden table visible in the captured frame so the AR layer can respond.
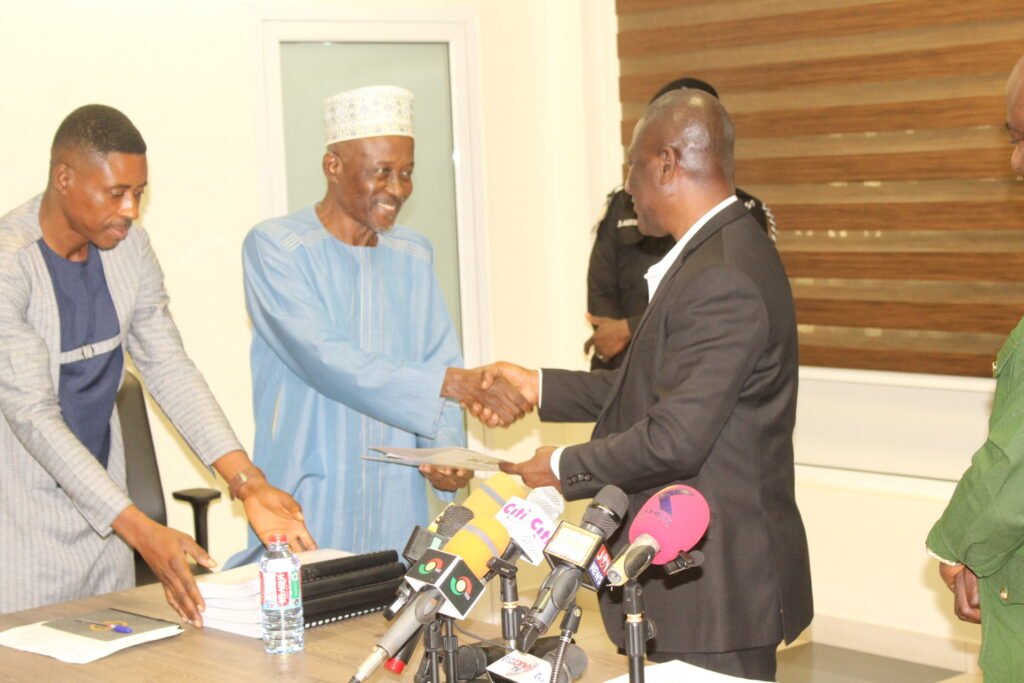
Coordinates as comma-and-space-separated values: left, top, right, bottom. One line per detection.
0, 584, 628, 682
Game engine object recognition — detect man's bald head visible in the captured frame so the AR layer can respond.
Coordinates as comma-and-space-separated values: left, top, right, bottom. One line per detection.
625, 89, 737, 239
636, 88, 735, 184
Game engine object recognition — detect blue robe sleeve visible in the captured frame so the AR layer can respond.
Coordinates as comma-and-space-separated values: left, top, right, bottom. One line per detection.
243, 227, 451, 439
414, 272, 467, 452
414, 268, 466, 502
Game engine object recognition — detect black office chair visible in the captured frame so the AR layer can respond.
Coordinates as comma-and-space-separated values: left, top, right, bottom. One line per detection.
117, 371, 222, 586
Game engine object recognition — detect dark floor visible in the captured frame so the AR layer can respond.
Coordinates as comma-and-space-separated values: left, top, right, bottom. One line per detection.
777, 643, 960, 683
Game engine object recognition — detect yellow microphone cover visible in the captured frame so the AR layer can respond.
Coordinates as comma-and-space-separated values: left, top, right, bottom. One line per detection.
442, 516, 511, 579
463, 473, 527, 518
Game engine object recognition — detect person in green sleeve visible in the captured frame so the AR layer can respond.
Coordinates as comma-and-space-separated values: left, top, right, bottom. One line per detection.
926, 53, 1024, 682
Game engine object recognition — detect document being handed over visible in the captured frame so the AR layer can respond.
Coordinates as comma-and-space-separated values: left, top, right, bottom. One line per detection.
364, 446, 513, 471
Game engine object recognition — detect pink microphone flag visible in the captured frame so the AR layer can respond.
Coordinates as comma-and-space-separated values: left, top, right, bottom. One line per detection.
629, 485, 710, 565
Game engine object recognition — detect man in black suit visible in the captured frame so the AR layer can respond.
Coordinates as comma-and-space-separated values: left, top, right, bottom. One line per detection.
491, 89, 813, 680
585, 77, 777, 372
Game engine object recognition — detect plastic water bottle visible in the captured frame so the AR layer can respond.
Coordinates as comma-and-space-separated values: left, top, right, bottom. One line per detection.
259, 534, 304, 654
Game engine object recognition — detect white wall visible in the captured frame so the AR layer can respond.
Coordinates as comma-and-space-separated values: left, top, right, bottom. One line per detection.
0, 0, 612, 562
0, 0, 987, 668
1, 0, 270, 561
793, 369, 989, 670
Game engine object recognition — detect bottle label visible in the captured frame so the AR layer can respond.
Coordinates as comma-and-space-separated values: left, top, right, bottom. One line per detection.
261, 567, 301, 609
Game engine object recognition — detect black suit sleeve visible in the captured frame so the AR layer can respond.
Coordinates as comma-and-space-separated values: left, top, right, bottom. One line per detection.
559, 265, 770, 496
539, 368, 616, 423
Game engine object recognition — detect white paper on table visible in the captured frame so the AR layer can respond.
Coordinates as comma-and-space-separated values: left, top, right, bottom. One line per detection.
0, 616, 181, 664
364, 446, 513, 471
602, 660, 775, 683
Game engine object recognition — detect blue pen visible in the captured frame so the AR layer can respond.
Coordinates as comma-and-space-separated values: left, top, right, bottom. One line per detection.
76, 618, 133, 634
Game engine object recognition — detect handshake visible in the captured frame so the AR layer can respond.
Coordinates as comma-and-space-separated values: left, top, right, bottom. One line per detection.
441, 361, 539, 428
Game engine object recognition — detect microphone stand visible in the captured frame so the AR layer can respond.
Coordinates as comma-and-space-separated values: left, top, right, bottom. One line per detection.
488, 556, 523, 650
442, 617, 459, 683
549, 602, 582, 683
414, 618, 443, 683
622, 581, 654, 683
622, 550, 703, 683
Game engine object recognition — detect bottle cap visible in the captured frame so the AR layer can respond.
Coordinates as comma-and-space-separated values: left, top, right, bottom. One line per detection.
268, 534, 288, 545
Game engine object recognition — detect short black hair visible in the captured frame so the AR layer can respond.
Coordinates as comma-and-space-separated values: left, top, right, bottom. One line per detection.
51, 104, 147, 161
650, 78, 719, 104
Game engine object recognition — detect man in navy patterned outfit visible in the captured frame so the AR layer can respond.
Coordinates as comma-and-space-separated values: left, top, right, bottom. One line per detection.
0, 105, 314, 624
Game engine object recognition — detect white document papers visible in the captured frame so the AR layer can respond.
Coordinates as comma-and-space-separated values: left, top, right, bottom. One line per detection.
603, 660, 775, 683
365, 446, 512, 471
197, 547, 349, 638
0, 608, 182, 664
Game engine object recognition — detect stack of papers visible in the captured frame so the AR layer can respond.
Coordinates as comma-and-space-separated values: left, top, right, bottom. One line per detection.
197, 563, 261, 638
0, 608, 182, 664
197, 548, 348, 638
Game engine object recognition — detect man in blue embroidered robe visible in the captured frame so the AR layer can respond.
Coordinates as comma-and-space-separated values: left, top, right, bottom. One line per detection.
231, 86, 529, 562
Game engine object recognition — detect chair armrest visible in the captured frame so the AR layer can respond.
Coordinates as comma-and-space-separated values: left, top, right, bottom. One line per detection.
172, 488, 222, 553
172, 488, 222, 505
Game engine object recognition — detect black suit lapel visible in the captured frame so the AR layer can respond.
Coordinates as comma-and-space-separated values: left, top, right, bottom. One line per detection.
593, 200, 749, 434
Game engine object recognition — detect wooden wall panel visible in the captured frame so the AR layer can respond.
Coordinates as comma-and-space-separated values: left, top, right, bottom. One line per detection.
737, 148, 1013, 185
617, 0, 1023, 57
747, 96, 1007, 139
617, 0, 1024, 377
781, 253, 1024, 282
798, 347, 992, 377
624, 96, 1007, 142
794, 300, 1023, 334
621, 40, 1021, 100
771, 203, 1024, 233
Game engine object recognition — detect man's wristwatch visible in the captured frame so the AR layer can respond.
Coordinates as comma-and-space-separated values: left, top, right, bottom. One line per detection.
228, 466, 266, 500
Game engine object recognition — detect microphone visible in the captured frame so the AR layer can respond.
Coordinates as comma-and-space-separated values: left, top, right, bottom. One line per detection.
430, 503, 471, 533
606, 484, 710, 586
455, 643, 490, 681
454, 637, 574, 680
517, 485, 628, 652
350, 517, 512, 683
382, 475, 528, 673
399, 469, 522, 566
401, 503, 476, 565
492, 486, 565, 648
387, 504, 476, 620
495, 486, 564, 566
399, 473, 526, 566
386, 474, 525, 620
466, 473, 530, 517
523, 486, 564, 526
383, 630, 420, 675
543, 643, 588, 683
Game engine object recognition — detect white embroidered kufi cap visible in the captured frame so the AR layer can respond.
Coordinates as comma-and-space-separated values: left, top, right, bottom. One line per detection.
324, 85, 415, 145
